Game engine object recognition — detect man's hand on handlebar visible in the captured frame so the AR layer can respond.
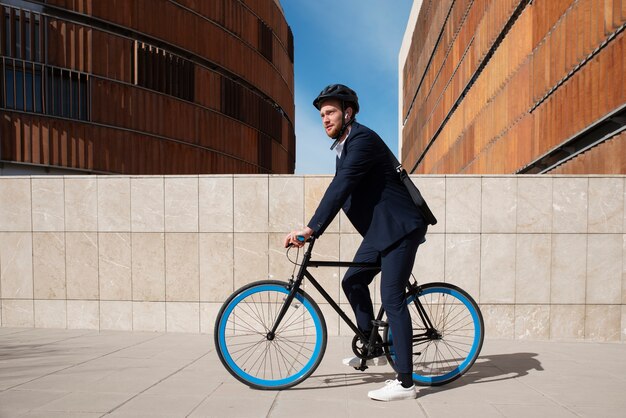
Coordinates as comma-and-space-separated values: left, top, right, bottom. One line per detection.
284, 227, 314, 248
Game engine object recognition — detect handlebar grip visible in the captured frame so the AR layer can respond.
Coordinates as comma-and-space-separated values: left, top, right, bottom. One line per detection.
286, 235, 309, 248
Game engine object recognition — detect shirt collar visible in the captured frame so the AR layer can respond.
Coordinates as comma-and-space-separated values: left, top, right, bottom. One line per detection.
334, 126, 352, 158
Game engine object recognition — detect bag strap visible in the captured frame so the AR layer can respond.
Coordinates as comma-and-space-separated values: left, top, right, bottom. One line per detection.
382, 143, 438, 225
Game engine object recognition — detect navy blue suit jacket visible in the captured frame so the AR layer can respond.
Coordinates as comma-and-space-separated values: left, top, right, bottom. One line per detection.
307, 122, 425, 252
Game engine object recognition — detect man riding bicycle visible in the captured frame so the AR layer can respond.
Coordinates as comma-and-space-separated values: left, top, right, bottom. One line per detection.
284, 84, 428, 401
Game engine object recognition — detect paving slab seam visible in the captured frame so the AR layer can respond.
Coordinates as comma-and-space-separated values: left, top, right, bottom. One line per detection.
416, 400, 430, 417
100, 343, 215, 416
184, 382, 224, 418
262, 390, 281, 418
3, 332, 166, 392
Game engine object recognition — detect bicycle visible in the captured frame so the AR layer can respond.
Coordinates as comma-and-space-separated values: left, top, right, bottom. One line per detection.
214, 236, 484, 390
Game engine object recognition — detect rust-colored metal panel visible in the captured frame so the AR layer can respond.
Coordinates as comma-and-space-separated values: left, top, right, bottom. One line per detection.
402, 0, 626, 174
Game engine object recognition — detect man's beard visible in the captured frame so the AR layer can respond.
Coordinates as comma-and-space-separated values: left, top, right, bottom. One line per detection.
325, 124, 341, 139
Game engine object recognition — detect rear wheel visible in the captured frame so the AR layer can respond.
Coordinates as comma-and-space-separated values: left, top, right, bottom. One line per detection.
214, 280, 327, 390
384, 282, 484, 386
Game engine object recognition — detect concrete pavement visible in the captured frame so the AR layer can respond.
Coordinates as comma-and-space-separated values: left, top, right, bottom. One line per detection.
0, 327, 625, 417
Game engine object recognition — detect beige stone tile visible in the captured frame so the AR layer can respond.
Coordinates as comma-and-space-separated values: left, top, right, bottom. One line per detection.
318, 302, 340, 337
481, 304, 514, 339
200, 302, 222, 334
165, 233, 199, 301
481, 177, 517, 233
622, 305, 626, 342
413, 233, 444, 283
100, 301, 132, 331
233, 176, 268, 232
445, 234, 481, 301
622, 234, 626, 305
339, 302, 359, 337
586, 234, 621, 304
131, 177, 164, 232
99, 233, 132, 301
233, 233, 268, 289
517, 176, 552, 233
133, 301, 166, 332
32, 178, 64, 231
550, 234, 586, 304
97, 177, 131, 232
338, 233, 364, 304
199, 233, 233, 302
64, 177, 97, 231
515, 305, 550, 340
446, 177, 481, 233
166, 302, 200, 333
165, 177, 198, 232
33, 232, 66, 300
411, 176, 445, 233
550, 305, 585, 340
66, 232, 98, 300
588, 177, 623, 233
339, 210, 358, 234
301, 233, 341, 303
2, 299, 34, 327
552, 177, 588, 233
67, 300, 99, 330
304, 176, 338, 233
0, 233, 33, 299
585, 305, 621, 342
268, 232, 295, 283
199, 176, 233, 232
34, 299, 66, 328
131, 233, 165, 301
516, 234, 551, 304
480, 234, 516, 303
0, 178, 31, 231
269, 176, 304, 232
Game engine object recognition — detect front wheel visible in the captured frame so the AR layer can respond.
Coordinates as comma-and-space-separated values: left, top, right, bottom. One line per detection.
384, 282, 484, 386
214, 280, 327, 390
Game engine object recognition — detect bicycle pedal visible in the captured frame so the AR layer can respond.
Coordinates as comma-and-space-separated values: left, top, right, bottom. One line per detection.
371, 320, 388, 327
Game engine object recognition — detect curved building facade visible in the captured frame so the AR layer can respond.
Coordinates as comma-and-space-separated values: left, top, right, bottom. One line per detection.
400, 0, 626, 174
0, 0, 295, 174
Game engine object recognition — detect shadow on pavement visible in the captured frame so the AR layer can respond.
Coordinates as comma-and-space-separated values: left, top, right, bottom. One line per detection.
290, 352, 543, 392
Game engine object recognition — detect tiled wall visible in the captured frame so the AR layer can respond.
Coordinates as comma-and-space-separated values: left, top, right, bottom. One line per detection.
0, 175, 624, 342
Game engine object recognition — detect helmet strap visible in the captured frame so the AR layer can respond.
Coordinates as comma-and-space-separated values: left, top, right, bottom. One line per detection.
329, 102, 353, 150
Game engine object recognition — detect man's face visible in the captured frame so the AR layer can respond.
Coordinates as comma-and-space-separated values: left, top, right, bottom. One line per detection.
319, 99, 351, 139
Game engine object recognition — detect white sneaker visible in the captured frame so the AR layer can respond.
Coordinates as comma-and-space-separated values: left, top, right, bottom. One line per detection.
367, 379, 417, 401
342, 355, 388, 368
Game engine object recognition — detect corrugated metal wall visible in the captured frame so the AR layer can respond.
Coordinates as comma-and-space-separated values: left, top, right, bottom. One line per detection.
401, 0, 626, 174
0, 0, 295, 174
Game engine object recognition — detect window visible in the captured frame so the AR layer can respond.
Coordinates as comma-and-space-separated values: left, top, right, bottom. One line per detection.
1, 7, 43, 62
46, 66, 89, 120
1, 57, 88, 121
258, 20, 272, 62
134, 41, 194, 101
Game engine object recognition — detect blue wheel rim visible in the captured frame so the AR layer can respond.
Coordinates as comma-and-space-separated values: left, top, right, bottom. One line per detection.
388, 286, 482, 385
217, 284, 324, 388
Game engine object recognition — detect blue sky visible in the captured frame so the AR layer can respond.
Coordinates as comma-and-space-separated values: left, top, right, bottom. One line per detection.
280, 1, 414, 174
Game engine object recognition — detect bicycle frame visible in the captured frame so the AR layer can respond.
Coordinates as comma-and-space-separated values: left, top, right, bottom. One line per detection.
268, 236, 420, 359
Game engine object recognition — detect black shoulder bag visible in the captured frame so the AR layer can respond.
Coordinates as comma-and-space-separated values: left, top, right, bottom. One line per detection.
385, 147, 438, 225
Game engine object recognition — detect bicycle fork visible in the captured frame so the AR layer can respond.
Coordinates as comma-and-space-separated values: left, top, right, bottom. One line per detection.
266, 244, 313, 340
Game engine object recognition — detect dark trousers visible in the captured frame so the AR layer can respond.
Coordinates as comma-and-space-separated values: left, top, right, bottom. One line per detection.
342, 226, 426, 375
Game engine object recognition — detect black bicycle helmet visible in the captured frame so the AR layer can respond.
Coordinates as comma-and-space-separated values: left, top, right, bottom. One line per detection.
313, 84, 360, 114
